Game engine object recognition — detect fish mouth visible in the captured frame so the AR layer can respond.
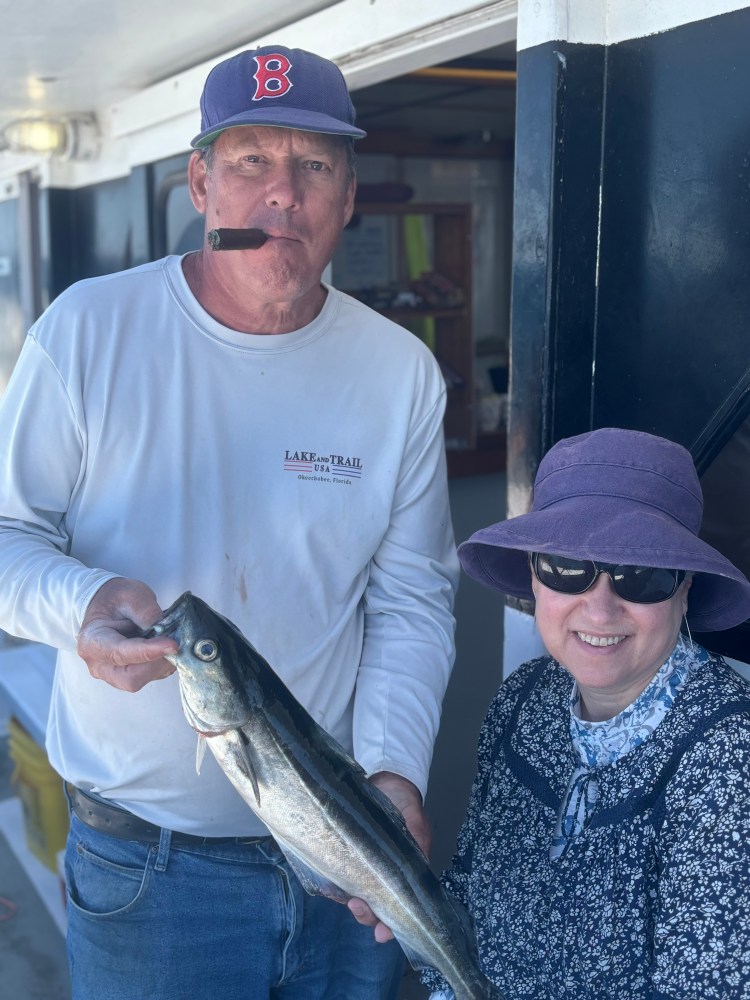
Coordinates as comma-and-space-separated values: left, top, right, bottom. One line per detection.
142, 594, 190, 642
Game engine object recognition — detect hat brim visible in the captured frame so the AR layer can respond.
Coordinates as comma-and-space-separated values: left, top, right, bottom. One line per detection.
191, 106, 366, 147
457, 496, 750, 632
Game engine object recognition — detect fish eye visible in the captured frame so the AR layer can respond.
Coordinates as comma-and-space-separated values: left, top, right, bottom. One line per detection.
193, 639, 219, 661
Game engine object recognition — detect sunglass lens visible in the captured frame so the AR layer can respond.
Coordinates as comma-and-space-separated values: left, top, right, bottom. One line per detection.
533, 554, 596, 594
613, 566, 680, 603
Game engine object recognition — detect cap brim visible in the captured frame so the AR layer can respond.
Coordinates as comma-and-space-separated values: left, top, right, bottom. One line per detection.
457, 496, 750, 632
191, 106, 366, 147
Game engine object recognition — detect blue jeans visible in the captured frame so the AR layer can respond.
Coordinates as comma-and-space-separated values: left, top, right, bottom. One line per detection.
64, 813, 405, 999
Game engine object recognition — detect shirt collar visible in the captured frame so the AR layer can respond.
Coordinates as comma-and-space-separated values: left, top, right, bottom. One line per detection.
569, 635, 709, 768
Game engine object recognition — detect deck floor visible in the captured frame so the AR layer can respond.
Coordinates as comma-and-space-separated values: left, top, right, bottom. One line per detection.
0, 734, 71, 1000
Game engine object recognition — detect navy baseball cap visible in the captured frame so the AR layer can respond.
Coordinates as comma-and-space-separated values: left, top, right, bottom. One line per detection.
191, 46, 366, 147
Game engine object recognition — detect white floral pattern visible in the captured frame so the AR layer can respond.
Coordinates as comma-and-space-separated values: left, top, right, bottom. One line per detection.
421, 644, 750, 1000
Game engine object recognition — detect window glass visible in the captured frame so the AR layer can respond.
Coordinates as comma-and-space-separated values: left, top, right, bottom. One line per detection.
0, 198, 23, 395
165, 181, 203, 256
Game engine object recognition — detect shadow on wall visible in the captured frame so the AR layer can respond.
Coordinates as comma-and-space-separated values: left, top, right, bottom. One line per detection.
426, 472, 506, 876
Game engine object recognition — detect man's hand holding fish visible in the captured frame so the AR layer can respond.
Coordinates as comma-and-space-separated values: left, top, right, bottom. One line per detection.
77, 578, 178, 691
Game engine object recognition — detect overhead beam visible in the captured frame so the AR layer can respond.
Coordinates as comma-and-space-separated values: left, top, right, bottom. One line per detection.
407, 66, 517, 85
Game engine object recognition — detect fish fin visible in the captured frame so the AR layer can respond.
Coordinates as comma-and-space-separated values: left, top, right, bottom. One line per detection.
195, 735, 207, 775
393, 938, 430, 972
274, 836, 351, 905
233, 730, 261, 807
391, 887, 486, 982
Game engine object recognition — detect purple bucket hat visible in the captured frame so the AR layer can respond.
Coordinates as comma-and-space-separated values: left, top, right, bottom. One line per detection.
458, 427, 750, 632
191, 46, 366, 148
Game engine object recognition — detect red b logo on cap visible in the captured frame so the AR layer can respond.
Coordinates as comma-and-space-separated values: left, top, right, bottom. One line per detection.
253, 54, 293, 101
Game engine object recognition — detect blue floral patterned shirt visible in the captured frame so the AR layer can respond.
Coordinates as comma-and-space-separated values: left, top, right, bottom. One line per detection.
422, 642, 750, 1000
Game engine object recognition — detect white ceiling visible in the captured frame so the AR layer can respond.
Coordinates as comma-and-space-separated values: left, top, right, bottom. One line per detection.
0, 0, 341, 132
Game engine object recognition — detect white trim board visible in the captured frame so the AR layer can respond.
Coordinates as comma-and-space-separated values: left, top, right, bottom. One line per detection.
518, 0, 750, 50
2, 0, 519, 188
109, 0, 518, 170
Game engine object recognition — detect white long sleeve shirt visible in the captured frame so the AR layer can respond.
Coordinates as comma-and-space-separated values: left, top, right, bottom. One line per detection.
0, 255, 458, 836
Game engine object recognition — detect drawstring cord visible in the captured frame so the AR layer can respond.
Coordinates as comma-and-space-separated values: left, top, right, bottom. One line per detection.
556, 766, 599, 859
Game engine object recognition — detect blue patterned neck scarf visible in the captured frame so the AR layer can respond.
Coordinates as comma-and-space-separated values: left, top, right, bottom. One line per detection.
550, 636, 708, 860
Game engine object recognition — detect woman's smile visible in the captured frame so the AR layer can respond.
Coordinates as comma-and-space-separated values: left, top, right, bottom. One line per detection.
575, 631, 627, 647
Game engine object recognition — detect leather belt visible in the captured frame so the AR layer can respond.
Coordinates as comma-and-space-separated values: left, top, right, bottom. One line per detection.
66, 784, 271, 848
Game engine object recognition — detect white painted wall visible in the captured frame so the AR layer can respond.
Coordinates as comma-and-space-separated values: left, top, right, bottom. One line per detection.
0, 0, 518, 189
503, 604, 546, 677
518, 0, 750, 50
110, 0, 518, 174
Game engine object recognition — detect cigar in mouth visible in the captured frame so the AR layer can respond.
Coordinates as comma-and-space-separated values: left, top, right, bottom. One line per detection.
207, 228, 269, 251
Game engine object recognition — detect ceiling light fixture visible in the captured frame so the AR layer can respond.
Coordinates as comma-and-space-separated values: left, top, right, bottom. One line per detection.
0, 115, 99, 161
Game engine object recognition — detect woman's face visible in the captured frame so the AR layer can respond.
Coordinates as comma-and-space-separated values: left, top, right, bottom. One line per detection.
531, 569, 691, 721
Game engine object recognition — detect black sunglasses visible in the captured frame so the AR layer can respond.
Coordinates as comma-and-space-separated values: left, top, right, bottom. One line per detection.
531, 552, 686, 605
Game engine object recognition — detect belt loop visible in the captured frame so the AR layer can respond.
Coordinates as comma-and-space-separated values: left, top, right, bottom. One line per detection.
155, 826, 172, 871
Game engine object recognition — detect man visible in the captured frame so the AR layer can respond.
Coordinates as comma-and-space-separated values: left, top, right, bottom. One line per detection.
0, 45, 458, 999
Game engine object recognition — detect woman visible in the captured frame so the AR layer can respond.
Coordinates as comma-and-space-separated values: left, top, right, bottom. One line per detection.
422, 427, 750, 1000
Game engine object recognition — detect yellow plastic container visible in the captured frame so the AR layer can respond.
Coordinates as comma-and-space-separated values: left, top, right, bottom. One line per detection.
8, 716, 69, 871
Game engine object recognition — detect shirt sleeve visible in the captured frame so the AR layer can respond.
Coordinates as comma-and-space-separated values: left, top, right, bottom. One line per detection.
0, 334, 117, 650
651, 716, 750, 998
352, 381, 460, 798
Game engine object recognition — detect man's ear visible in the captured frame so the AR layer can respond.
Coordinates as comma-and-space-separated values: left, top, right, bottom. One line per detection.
342, 174, 356, 229
188, 151, 208, 214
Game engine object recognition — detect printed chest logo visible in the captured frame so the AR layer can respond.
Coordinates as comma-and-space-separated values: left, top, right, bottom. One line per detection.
284, 450, 363, 486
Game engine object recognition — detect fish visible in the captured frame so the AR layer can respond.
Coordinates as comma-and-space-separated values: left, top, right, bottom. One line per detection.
145, 591, 505, 1000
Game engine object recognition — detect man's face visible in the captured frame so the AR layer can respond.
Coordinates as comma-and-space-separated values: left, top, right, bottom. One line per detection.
188, 125, 355, 308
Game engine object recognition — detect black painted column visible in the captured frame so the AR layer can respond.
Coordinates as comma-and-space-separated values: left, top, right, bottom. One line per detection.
509, 40, 605, 516
508, 7, 750, 655
510, 8, 750, 502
